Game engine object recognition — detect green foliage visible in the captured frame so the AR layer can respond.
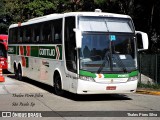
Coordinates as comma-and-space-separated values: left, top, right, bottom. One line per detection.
0, 0, 8, 33
138, 82, 160, 90
5, 0, 30, 22
94, 0, 108, 4
26, 0, 55, 18
1, 0, 160, 53
4, 0, 55, 22
0, 0, 5, 16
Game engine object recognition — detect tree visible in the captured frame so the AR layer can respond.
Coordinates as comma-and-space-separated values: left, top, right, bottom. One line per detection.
0, 0, 8, 33
2, 0, 160, 53
82, 0, 95, 11
5, 0, 30, 22
5, 0, 55, 22
26, 0, 55, 19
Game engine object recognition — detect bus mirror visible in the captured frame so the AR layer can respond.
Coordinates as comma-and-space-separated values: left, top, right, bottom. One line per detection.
74, 29, 82, 48
135, 31, 149, 51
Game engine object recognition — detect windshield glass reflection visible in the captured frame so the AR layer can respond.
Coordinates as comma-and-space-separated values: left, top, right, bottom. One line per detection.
80, 33, 137, 73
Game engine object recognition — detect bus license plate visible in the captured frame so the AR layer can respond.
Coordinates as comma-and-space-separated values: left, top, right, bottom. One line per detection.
106, 86, 116, 90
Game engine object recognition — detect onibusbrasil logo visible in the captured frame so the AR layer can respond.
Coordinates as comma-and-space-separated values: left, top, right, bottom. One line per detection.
2, 112, 42, 118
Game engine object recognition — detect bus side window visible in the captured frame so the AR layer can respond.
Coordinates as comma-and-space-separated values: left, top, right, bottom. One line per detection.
36, 36, 40, 42
42, 22, 51, 43
51, 24, 55, 43
40, 24, 44, 43
64, 16, 76, 73
33, 24, 40, 43
22, 27, 26, 43
55, 33, 60, 43
52, 19, 62, 44
9, 28, 18, 44
18, 27, 23, 43
25, 26, 32, 43
15, 28, 18, 44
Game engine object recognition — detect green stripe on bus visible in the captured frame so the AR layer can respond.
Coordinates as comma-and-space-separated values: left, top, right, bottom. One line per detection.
17, 46, 19, 55
8, 45, 62, 60
79, 70, 97, 78
79, 70, 138, 78
31, 46, 39, 57
103, 74, 129, 78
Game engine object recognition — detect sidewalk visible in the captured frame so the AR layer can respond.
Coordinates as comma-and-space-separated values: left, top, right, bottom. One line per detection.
136, 88, 160, 96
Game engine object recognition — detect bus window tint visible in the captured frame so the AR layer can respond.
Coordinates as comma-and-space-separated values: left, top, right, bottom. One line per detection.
25, 26, 32, 43
42, 22, 51, 43
9, 19, 62, 44
9, 28, 18, 44
33, 24, 40, 43
65, 17, 76, 73
18, 27, 23, 43
53, 19, 62, 44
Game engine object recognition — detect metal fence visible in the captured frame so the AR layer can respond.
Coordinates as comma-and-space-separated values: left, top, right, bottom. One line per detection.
138, 54, 160, 84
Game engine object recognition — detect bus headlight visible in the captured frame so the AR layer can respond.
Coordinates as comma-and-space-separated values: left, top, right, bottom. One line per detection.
79, 76, 95, 82
128, 76, 138, 81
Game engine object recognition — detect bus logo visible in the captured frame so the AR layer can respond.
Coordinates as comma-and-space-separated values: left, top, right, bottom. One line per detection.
39, 48, 55, 57
2, 112, 11, 117
56, 46, 60, 60
39, 46, 61, 60
118, 74, 129, 78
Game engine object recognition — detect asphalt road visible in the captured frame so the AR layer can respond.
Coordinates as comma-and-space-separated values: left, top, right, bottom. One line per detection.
0, 75, 160, 120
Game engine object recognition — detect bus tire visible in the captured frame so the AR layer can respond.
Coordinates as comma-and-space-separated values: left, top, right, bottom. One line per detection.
17, 65, 22, 81
54, 75, 64, 96
14, 64, 18, 79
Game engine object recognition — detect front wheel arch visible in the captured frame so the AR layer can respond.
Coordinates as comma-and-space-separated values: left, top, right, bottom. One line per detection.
53, 71, 64, 96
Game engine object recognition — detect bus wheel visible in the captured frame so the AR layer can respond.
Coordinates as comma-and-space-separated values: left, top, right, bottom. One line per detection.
54, 75, 64, 96
17, 66, 22, 81
14, 67, 18, 79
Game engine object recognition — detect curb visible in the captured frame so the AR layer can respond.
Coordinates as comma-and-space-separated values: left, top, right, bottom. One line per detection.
136, 89, 160, 96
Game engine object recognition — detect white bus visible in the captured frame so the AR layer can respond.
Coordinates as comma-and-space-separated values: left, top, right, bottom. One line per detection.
8, 10, 148, 95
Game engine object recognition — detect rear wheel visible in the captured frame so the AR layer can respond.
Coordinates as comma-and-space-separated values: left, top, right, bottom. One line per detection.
17, 66, 22, 81
54, 75, 64, 96
14, 66, 18, 79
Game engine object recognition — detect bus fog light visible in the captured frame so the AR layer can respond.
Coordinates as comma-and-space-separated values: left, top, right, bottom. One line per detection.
79, 76, 95, 82
128, 76, 138, 81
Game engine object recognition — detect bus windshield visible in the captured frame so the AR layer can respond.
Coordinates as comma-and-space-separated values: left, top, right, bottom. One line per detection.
78, 16, 134, 33
79, 33, 137, 73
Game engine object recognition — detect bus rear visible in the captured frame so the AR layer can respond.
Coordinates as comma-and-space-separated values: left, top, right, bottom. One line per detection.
0, 34, 8, 70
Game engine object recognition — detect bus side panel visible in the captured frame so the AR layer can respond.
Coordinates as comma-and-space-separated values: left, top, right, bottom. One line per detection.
8, 54, 21, 73
22, 56, 70, 91
24, 57, 40, 81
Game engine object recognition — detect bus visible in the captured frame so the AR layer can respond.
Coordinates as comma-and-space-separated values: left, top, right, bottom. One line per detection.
0, 34, 8, 71
8, 10, 148, 95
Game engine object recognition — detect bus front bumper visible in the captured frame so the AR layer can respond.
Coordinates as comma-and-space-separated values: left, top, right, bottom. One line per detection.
76, 79, 138, 94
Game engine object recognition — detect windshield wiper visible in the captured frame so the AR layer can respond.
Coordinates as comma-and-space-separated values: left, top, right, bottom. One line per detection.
97, 50, 112, 74
112, 54, 128, 73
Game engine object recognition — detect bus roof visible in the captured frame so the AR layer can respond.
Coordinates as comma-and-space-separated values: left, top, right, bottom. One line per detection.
9, 11, 131, 29
0, 34, 8, 40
